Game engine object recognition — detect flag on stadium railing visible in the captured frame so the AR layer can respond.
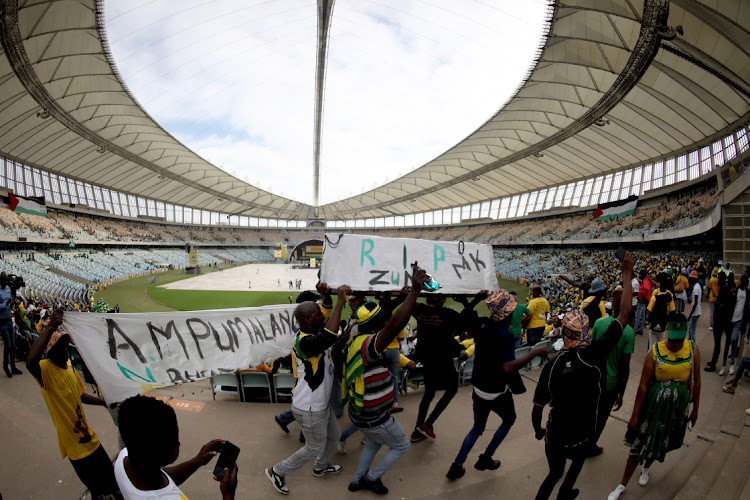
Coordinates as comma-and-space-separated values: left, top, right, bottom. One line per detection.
9, 193, 48, 217
592, 195, 637, 221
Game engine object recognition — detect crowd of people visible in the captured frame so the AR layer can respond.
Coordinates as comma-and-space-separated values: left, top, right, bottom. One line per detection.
0, 185, 720, 248
14, 240, 750, 500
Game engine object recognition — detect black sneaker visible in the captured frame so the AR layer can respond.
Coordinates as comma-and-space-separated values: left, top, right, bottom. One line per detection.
3, 365, 11, 378
265, 467, 289, 495
274, 415, 289, 434
366, 477, 389, 495
474, 454, 501, 471
704, 364, 716, 372
410, 430, 427, 442
584, 445, 603, 458
446, 462, 465, 480
10, 367, 22, 375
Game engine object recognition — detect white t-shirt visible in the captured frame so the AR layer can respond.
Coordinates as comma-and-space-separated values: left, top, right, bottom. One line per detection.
691, 283, 702, 318
732, 289, 746, 323
632, 278, 640, 307
115, 448, 188, 500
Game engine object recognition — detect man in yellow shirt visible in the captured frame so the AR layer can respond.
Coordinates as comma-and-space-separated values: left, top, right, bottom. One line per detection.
26, 312, 120, 499
525, 286, 550, 346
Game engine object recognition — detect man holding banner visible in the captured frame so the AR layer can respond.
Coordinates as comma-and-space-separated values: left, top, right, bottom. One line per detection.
344, 263, 428, 495
265, 283, 351, 496
27, 312, 121, 499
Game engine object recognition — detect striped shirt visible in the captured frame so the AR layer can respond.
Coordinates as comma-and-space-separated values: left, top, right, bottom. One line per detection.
348, 333, 393, 428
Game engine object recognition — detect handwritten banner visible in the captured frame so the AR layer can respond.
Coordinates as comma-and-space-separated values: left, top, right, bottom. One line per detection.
320, 234, 497, 294
63, 304, 298, 404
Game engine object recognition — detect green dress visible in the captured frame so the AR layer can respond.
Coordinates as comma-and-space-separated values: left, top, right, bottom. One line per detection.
627, 340, 694, 464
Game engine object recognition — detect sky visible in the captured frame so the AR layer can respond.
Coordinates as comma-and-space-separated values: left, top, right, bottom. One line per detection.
104, 0, 550, 206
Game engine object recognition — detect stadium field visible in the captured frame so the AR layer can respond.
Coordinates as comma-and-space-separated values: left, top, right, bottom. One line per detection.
94, 263, 526, 317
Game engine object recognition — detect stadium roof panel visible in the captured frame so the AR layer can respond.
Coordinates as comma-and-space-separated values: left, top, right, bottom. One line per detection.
0, 0, 748, 222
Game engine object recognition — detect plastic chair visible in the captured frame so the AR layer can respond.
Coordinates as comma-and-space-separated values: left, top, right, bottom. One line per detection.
210, 374, 241, 402
404, 363, 425, 394
530, 340, 550, 368
514, 346, 533, 371
273, 373, 296, 403
240, 372, 272, 402
459, 357, 475, 385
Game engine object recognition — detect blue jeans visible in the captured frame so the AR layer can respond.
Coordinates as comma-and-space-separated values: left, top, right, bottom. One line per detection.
634, 302, 647, 334
274, 406, 340, 476
354, 415, 410, 482
330, 377, 343, 418
513, 334, 522, 351
384, 348, 400, 404
340, 422, 360, 442
0, 318, 15, 368
455, 390, 516, 464
688, 315, 700, 342
527, 327, 544, 346
732, 356, 750, 386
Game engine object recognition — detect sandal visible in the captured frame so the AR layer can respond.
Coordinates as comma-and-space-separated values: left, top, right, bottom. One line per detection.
722, 384, 735, 394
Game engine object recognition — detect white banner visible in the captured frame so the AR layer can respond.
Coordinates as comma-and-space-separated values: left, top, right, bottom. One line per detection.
320, 233, 497, 294
63, 304, 298, 404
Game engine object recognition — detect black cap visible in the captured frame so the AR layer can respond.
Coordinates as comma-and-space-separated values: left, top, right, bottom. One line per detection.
296, 291, 321, 304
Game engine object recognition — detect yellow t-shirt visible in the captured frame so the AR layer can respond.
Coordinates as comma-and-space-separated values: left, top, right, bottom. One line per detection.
387, 329, 406, 350
544, 324, 554, 336
398, 353, 411, 368
37, 359, 100, 460
527, 297, 550, 329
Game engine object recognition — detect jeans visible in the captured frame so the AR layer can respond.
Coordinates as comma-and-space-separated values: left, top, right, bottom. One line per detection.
330, 377, 343, 418
276, 408, 295, 426
710, 322, 730, 366
513, 334, 522, 351
709, 302, 715, 328
274, 406, 340, 476
535, 442, 587, 500
723, 320, 743, 366
527, 327, 545, 346
0, 318, 16, 368
688, 315, 701, 343
354, 415, 410, 482
384, 348, 400, 404
731, 356, 750, 386
454, 390, 516, 464
675, 298, 685, 314
634, 302, 647, 334
648, 329, 665, 352
341, 422, 360, 442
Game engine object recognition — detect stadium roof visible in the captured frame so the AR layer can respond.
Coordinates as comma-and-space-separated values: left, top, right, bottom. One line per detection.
0, 0, 749, 222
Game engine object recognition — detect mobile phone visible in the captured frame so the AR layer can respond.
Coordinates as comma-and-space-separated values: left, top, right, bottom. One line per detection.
213, 441, 240, 480
614, 246, 627, 262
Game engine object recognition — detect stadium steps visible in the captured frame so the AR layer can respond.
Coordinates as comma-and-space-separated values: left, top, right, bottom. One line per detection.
45, 265, 92, 286
209, 253, 231, 263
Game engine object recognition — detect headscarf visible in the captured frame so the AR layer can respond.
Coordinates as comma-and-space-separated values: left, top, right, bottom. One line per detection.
485, 289, 516, 322
562, 310, 590, 348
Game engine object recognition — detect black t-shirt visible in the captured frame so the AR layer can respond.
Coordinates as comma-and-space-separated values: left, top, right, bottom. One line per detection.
533, 319, 623, 447
412, 303, 464, 370
471, 321, 522, 394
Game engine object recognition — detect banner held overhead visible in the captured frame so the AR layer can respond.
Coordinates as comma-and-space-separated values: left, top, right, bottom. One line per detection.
320, 233, 497, 294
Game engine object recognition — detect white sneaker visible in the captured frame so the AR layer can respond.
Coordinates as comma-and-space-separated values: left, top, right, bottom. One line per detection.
730, 364, 737, 376
719, 366, 726, 376
746, 408, 750, 416
336, 441, 346, 455
709, 327, 713, 331
608, 484, 626, 500
638, 468, 650, 486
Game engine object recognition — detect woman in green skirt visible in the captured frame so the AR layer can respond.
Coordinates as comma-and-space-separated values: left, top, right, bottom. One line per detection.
608, 314, 701, 500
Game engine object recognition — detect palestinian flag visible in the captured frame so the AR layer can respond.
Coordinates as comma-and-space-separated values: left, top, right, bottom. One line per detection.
9, 193, 47, 217
592, 195, 637, 221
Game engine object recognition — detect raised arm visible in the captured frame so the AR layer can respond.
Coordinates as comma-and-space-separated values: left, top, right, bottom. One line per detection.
616, 252, 635, 327
373, 263, 428, 354
26, 311, 63, 384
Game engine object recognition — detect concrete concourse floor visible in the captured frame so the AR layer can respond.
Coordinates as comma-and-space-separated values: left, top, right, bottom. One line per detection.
1, 309, 748, 499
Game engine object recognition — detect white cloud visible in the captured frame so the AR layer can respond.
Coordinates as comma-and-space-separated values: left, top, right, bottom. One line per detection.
104, 0, 549, 207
